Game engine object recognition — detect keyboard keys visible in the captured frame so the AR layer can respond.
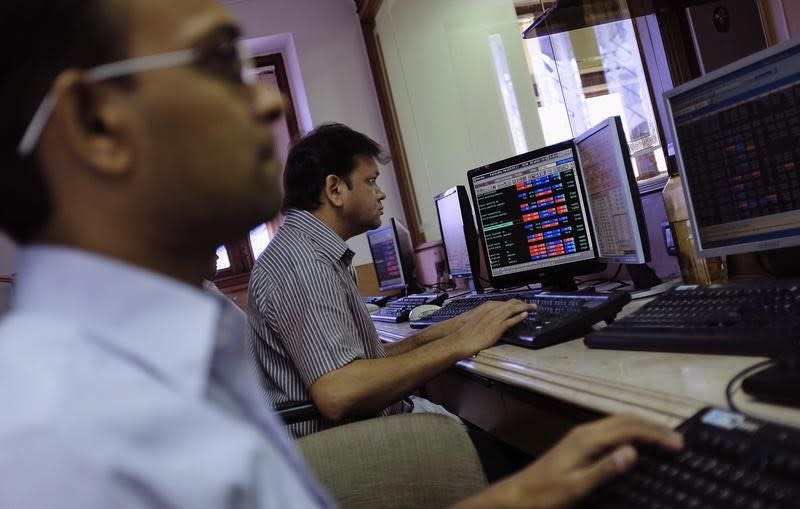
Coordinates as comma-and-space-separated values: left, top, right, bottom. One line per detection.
582, 408, 800, 509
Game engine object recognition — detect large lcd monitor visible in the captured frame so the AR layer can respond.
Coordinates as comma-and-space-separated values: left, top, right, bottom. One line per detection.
468, 140, 599, 290
575, 116, 650, 265
367, 218, 422, 293
665, 37, 800, 258
434, 186, 483, 293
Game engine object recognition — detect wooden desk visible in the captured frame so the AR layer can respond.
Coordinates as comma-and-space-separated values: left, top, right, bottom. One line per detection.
375, 300, 800, 454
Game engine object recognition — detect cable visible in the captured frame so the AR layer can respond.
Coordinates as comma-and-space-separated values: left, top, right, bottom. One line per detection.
725, 359, 775, 415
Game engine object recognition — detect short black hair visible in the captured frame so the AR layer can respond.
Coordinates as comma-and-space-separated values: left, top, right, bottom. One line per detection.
283, 123, 388, 213
0, 0, 129, 243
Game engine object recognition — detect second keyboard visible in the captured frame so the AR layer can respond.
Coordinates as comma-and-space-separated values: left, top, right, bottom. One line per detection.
584, 280, 800, 355
410, 290, 631, 349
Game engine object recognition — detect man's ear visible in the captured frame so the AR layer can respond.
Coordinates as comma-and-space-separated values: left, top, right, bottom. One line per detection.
46, 70, 134, 178
324, 174, 346, 208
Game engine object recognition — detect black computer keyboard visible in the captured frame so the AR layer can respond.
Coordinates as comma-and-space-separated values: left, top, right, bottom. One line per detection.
583, 407, 800, 508
370, 292, 449, 323
585, 280, 800, 355
409, 290, 631, 349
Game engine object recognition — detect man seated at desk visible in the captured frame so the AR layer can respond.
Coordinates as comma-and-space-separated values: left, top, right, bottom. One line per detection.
0, 0, 683, 506
248, 123, 533, 439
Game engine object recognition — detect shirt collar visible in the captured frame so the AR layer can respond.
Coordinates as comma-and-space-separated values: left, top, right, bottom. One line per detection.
283, 209, 355, 265
12, 245, 227, 397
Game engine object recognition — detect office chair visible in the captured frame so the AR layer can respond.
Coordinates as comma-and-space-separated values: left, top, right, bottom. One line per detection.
298, 413, 488, 509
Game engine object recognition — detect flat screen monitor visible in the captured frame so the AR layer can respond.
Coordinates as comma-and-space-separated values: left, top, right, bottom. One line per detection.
575, 116, 650, 264
367, 223, 406, 291
434, 186, 483, 292
468, 140, 599, 290
665, 37, 800, 258
366, 218, 422, 293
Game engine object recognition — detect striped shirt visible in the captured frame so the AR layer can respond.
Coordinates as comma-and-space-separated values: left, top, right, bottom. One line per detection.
248, 209, 406, 437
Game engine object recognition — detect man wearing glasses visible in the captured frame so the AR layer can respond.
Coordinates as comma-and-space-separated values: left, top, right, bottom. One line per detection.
0, 0, 682, 507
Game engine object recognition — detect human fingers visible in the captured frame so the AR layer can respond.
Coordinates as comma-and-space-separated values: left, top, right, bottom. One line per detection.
579, 415, 683, 455
459, 301, 506, 325
566, 445, 639, 502
487, 299, 535, 318
557, 415, 682, 469
469, 300, 529, 330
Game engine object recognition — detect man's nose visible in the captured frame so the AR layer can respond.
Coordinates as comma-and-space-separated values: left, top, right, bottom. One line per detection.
250, 82, 284, 124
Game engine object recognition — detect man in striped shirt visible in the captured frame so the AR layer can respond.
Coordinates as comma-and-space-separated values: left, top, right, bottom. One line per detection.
248, 123, 535, 438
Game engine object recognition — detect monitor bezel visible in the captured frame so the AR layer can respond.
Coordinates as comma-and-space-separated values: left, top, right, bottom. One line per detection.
574, 116, 651, 264
366, 223, 407, 292
467, 140, 600, 289
434, 185, 483, 290
664, 37, 800, 258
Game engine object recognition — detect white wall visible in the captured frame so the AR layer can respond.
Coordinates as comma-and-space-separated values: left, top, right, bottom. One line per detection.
376, 0, 546, 241
227, 0, 406, 265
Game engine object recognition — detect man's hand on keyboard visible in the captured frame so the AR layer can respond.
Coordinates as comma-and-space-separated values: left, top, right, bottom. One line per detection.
454, 414, 684, 509
454, 300, 535, 356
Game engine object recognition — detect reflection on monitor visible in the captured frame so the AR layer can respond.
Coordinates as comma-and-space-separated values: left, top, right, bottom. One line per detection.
367, 218, 422, 293
666, 38, 800, 258
575, 116, 650, 264
435, 186, 483, 293
468, 140, 598, 290
367, 224, 406, 291
392, 218, 422, 293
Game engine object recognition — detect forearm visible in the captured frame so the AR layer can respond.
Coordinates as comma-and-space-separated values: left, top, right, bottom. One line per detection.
384, 319, 464, 356
310, 333, 470, 421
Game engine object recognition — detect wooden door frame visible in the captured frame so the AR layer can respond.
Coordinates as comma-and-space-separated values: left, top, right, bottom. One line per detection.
355, 0, 425, 246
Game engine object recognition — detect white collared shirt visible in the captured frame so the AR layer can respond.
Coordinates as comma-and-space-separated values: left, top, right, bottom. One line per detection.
0, 246, 334, 508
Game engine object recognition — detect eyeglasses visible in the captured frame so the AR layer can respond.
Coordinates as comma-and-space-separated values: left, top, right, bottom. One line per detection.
18, 40, 257, 156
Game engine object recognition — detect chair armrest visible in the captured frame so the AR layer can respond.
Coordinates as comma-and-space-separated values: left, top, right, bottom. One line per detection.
273, 400, 320, 425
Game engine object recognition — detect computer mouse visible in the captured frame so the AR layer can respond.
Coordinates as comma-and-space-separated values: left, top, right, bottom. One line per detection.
365, 303, 381, 314
409, 304, 441, 322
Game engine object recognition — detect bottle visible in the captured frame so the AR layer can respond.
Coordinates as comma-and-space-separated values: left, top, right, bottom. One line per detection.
662, 166, 727, 285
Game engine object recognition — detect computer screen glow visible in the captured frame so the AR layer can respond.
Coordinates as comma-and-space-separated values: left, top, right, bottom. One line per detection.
470, 144, 595, 280
666, 39, 800, 257
575, 116, 649, 264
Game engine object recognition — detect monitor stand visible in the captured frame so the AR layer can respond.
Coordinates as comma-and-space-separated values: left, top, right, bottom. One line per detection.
742, 360, 800, 408
625, 263, 682, 300
406, 281, 427, 295
465, 275, 483, 294
540, 273, 579, 292
626, 263, 663, 290
758, 246, 800, 277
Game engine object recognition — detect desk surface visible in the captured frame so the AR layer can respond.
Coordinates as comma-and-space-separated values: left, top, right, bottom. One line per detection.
375, 298, 800, 429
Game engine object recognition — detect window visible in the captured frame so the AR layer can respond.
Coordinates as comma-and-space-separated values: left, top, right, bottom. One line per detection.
214, 52, 300, 291
518, 11, 668, 181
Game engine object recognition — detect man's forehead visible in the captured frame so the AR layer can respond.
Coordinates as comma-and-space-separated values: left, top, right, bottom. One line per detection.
355, 156, 380, 174
126, 0, 239, 53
